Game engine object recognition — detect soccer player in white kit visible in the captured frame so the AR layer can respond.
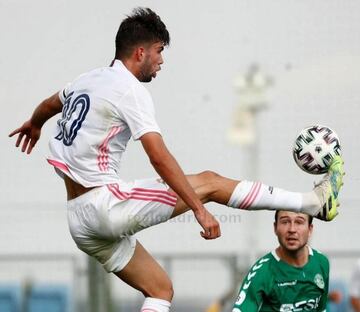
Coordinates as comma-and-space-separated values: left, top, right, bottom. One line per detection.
9, 7, 344, 312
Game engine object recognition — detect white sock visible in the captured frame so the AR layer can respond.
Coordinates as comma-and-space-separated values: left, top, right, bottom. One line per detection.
228, 181, 319, 214
141, 297, 171, 312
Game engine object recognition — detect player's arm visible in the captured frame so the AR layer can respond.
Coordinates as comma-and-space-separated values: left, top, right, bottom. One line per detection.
9, 92, 62, 154
140, 132, 220, 240
233, 259, 269, 312
233, 281, 263, 312
318, 256, 330, 311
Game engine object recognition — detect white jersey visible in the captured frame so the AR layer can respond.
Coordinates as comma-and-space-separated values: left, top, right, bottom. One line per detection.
48, 60, 161, 187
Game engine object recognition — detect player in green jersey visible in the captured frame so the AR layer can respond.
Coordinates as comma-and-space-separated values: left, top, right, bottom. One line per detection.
232, 210, 329, 312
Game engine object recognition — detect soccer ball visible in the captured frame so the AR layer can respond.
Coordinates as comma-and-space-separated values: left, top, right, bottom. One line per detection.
292, 125, 341, 174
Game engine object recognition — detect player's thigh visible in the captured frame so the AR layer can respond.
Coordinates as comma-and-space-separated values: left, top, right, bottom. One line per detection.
114, 240, 173, 300
107, 178, 177, 236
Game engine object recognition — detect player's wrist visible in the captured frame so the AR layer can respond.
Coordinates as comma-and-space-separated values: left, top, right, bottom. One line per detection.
30, 117, 44, 129
191, 203, 206, 214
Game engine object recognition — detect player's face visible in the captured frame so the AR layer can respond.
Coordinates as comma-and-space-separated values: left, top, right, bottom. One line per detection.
139, 41, 164, 82
274, 211, 313, 253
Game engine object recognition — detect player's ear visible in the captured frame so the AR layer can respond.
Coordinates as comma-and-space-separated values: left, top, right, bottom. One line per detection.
308, 223, 313, 236
134, 46, 145, 62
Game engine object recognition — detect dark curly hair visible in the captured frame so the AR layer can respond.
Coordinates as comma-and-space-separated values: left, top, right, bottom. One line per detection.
115, 7, 170, 60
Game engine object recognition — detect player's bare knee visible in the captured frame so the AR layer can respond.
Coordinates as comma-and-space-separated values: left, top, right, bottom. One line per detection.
141, 277, 174, 301
193, 170, 223, 202
198, 170, 221, 182
157, 280, 174, 301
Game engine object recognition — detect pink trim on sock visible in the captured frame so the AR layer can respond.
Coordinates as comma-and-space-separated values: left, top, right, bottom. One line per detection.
239, 182, 261, 209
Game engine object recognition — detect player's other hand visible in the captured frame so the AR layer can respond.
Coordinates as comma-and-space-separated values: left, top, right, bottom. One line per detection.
194, 208, 221, 240
9, 120, 41, 154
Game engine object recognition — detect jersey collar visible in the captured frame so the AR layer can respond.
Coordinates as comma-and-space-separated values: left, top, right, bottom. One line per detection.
272, 245, 313, 262
111, 59, 127, 70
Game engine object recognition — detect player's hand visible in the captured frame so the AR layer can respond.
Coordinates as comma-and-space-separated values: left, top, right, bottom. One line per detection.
9, 120, 41, 154
194, 208, 221, 240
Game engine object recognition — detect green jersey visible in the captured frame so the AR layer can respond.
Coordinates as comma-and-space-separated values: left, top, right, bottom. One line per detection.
232, 247, 329, 312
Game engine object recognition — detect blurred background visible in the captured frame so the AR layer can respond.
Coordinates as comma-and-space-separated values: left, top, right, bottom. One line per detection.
1, 0, 359, 311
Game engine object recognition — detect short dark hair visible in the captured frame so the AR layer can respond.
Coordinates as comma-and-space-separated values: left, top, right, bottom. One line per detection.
115, 7, 170, 59
274, 210, 313, 225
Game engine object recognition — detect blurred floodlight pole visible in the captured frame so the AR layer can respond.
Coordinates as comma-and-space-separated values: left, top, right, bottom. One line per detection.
228, 63, 272, 149
228, 63, 273, 263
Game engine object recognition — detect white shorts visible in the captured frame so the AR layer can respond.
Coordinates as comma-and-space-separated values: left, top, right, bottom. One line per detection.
67, 178, 177, 272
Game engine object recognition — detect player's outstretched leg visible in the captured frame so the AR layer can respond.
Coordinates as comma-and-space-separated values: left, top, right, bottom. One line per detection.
171, 163, 344, 221
312, 155, 345, 221
114, 241, 172, 312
